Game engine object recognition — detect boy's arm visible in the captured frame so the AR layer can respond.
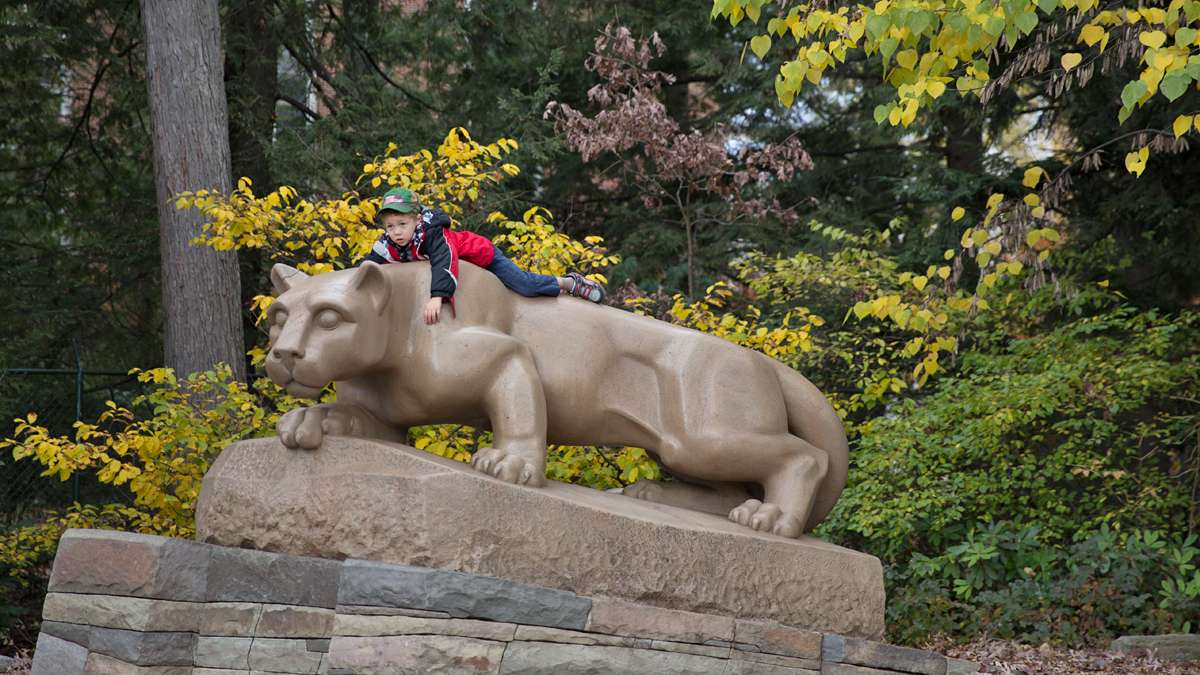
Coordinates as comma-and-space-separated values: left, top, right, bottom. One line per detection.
422, 211, 457, 299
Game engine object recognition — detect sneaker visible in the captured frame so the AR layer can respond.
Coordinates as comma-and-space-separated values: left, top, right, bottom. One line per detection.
566, 272, 605, 303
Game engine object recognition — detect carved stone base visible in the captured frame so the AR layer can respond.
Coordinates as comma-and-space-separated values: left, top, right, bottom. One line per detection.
195, 437, 885, 639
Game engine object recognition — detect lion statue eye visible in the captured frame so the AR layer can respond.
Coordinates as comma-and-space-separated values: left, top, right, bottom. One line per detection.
272, 310, 289, 327
316, 309, 342, 330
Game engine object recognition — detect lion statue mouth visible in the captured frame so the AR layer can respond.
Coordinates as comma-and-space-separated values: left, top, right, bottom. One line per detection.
284, 378, 324, 399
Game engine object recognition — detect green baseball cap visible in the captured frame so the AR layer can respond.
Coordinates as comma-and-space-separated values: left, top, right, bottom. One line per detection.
379, 187, 419, 214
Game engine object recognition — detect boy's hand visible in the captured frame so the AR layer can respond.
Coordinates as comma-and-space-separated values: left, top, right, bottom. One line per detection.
423, 297, 443, 325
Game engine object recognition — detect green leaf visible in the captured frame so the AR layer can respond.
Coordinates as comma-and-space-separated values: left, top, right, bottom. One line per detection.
1160, 71, 1190, 101
1036, 0, 1058, 14
880, 37, 899, 63
866, 14, 891, 40
1121, 80, 1148, 109
1176, 27, 1197, 46
984, 16, 1006, 37
873, 104, 891, 124
1015, 12, 1038, 35
750, 34, 772, 59
907, 11, 932, 35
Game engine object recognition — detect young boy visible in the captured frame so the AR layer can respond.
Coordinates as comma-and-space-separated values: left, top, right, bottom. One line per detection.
361, 187, 606, 324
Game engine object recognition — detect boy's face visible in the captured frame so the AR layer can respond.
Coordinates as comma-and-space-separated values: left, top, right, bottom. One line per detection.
380, 211, 420, 246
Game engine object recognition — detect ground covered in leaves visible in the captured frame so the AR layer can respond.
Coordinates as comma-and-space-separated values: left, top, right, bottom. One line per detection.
934, 638, 1200, 674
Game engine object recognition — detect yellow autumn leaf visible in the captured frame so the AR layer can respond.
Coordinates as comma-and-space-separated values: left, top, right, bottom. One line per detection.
1061, 52, 1083, 70
1024, 194, 1041, 206
1173, 114, 1193, 138
1139, 31, 1166, 49
927, 80, 947, 98
951, 206, 966, 220
986, 193, 1004, 209
1022, 166, 1044, 188
937, 265, 951, 279
1124, 147, 1149, 176
1080, 24, 1105, 46
912, 275, 929, 291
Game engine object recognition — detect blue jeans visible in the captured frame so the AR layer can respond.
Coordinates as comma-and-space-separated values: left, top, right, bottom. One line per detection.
486, 247, 561, 297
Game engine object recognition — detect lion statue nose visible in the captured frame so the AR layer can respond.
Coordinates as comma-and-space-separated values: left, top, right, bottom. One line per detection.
272, 345, 304, 367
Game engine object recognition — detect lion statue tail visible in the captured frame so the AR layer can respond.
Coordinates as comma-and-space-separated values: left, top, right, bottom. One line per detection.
770, 360, 850, 531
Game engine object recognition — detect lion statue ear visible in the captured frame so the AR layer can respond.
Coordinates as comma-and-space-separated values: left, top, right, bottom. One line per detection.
350, 261, 391, 314
271, 263, 309, 295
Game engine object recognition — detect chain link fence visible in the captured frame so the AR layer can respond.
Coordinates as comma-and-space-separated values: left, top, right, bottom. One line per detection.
0, 352, 143, 529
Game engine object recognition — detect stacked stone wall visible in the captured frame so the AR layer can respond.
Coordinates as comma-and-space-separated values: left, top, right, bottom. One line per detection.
32, 529, 979, 674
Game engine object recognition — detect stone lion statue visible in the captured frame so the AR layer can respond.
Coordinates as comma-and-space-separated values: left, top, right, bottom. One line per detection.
264, 261, 848, 537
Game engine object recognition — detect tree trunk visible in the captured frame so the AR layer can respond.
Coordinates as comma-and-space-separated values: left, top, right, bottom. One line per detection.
141, 0, 246, 382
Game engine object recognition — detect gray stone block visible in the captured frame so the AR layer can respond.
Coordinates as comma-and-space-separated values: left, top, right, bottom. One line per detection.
194, 636, 252, 669
0, 654, 13, 672
207, 546, 340, 608
249, 637, 324, 674
306, 638, 331, 653
48, 529, 209, 602
338, 559, 591, 629
40, 620, 93, 647
1111, 634, 1200, 662
499, 641, 729, 674
83, 652, 192, 674
31, 632, 88, 675
586, 597, 735, 644
822, 634, 947, 675
88, 627, 194, 667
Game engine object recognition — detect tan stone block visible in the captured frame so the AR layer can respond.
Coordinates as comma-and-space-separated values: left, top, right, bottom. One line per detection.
734, 618, 822, 658
43, 594, 200, 633
497, 641, 726, 674
327, 635, 505, 673
256, 605, 334, 638
732, 648, 820, 670
333, 613, 516, 641
335, 604, 451, 619
49, 529, 207, 602
822, 664, 900, 675
249, 637, 323, 674
197, 438, 885, 639
83, 652, 190, 675
194, 636, 252, 669
586, 597, 735, 644
512, 625, 633, 646
199, 602, 262, 636
649, 639, 731, 659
